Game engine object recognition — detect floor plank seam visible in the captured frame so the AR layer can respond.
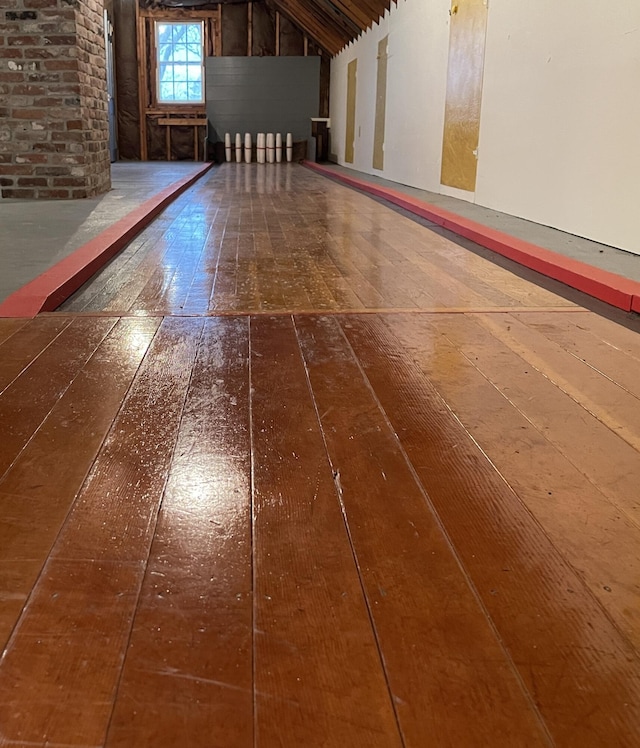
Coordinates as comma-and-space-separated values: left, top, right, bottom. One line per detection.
291, 315, 409, 748
334, 314, 557, 745
102, 318, 206, 746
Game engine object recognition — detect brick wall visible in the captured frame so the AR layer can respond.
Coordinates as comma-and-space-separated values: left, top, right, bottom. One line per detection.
0, 0, 111, 199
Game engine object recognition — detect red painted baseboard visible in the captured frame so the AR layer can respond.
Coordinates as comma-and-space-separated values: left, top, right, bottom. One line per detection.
0, 163, 213, 319
304, 161, 640, 313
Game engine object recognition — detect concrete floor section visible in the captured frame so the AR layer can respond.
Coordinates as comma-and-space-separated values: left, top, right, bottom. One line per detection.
0, 162, 205, 304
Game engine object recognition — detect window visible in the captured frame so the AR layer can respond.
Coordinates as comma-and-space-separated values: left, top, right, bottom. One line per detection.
156, 21, 204, 104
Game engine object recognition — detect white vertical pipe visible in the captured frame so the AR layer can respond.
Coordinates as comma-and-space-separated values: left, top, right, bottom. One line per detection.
225, 133, 232, 162
266, 132, 275, 163
244, 132, 252, 163
286, 132, 293, 163
275, 133, 283, 163
235, 133, 242, 163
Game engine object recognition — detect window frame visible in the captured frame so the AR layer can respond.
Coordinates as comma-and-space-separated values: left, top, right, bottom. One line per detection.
154, 20, 205, 106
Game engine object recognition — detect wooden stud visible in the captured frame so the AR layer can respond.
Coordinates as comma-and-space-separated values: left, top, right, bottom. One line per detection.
136, 9, 148, 160
215, 6, 222, 56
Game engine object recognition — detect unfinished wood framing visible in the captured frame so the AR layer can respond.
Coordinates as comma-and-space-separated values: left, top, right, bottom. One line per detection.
129, 1, 331, 161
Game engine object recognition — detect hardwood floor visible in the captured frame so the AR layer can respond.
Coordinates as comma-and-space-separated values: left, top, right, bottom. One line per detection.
59, 164, 577, 316
1, 164, 639, 746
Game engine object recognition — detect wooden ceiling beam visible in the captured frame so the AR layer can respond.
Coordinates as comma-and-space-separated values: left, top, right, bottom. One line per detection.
316, 0, 370, 30
307, 0, 363, 37
268, 0, 399, 55
269, 0, 349, 55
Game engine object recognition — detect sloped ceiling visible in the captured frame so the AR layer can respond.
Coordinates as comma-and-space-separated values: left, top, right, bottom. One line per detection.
265, 0, 395, 55
144, 0, 393, 56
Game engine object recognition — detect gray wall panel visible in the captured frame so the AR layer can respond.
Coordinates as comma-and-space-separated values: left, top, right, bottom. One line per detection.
205, 56, 320, 144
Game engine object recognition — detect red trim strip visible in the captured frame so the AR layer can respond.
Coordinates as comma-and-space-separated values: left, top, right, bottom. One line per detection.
0, 163, 213, 319
304, 161, 640, 313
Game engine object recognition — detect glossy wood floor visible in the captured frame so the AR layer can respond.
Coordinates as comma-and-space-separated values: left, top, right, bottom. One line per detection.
1, 164, 640, 747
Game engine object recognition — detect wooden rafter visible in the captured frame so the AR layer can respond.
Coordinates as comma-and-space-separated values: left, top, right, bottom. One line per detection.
267, 0, 395, 56
268, 0, 350, 54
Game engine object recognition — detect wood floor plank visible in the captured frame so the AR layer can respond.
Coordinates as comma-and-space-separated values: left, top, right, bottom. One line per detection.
51, 317, 203, 563
92, 232, 178, 313
567, 311, 640, 362
0, 559, 141, 746
474, 312, 640, 453
422, 312, 640, 530
294, 315, 549, 747
63, 165, 578, 316
105, 317, 253, 748
0, 317, 160, 503
62, 231, 158, 312
0, 557, 42, 656
0, 317, 117, 480
382, 312, 640, 650
133, 201, 218, 315
382, 224, 574, 309
178, 207, 226, 313
513, 310, 640, 398
250, 315, 402, 747
90, 194, 208, 314
384, 235, 519, 309
0, 318, 160, 649
341, 314, 640, 746
61, 197, 190, 312
0, 318, 28, 348
0, 316, 70, 393
0, 317, 202, 746
125, 237, 198, 313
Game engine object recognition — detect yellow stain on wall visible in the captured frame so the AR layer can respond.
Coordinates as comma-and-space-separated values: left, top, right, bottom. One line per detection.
345, 58, 357, 164
373, 36, 389, 171
441, 0, 488, 192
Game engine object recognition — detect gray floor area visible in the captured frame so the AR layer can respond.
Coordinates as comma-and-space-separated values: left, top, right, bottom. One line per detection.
324, 164, 640, 283
0, 162, 204, 303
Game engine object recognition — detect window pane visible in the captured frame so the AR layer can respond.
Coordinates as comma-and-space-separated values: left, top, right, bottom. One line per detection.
176, 25, 189, 43
158, 43, 173, 63
172, 44, 187, 62
186, 25, 201, 44
157, 24, 172, 44
187, 44, 201, 62
186, 65, 201, 83
156, 22, 204, 103
160, 82, 174, 100
174, 82, 188, 101
173, 64, 187, 82
159, 63, 174, 82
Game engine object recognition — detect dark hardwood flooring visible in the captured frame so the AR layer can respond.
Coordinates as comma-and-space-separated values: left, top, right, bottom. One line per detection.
1, 164, 639, 746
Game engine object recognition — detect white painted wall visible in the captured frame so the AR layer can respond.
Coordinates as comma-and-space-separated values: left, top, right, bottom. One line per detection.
330, 0, 640, 254
477, 1, 640, 253
330, 0, 451, 193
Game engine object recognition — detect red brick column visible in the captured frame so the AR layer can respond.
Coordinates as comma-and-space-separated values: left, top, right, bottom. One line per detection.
0, 0, 111, 199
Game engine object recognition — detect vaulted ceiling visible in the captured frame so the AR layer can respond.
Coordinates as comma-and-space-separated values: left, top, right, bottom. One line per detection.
265, 0, 395, 56
156, 0, 395, 56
